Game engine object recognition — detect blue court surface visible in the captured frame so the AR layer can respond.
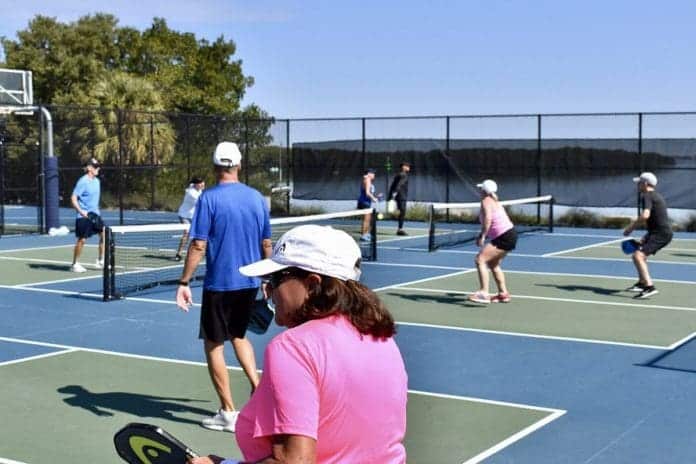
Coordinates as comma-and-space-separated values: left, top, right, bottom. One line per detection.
1, 220, 696, 463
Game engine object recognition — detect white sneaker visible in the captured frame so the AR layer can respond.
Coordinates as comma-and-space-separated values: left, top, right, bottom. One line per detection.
201, 408, 239, 432
71, 263, 87, 273
95, 259, 104, 269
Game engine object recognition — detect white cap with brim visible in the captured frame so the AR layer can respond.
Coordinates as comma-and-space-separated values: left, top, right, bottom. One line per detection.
476, 179, 498, 194
633, 172, 657, 186
213, 142, 242, 167
239, 224, 362, 281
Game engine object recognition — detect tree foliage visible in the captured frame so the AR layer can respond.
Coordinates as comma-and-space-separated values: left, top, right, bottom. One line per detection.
1, 14, 257, 115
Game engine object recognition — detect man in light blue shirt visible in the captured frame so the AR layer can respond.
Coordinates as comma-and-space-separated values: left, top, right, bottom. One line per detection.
176, 142, 272, 433
70, 157, 104, 273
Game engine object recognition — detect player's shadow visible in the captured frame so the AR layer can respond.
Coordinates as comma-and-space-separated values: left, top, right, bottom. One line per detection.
391, 292, 485, 308
57, 385, 212, 424
28, 263, 74, 272
535, 283, 622, 296
671, 253, 696, 258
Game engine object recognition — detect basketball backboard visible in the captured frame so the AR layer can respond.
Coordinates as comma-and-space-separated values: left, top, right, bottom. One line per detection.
0, 68, 33, 106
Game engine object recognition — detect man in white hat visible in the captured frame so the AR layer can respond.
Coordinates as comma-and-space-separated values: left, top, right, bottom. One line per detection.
176, 141, 272, 432
623, 172, 672, 299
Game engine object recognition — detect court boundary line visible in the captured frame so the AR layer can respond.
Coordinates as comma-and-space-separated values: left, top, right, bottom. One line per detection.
400, 286, 696, 313
0, 348, 77, 367
0, 336, 566, 464
542, 237, 625, 257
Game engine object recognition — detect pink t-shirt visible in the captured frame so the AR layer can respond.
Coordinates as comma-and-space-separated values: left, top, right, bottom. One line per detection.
236, 314, 408, 463
479, 202, 514, 240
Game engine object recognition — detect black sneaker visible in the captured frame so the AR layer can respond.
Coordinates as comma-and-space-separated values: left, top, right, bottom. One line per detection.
396, 229, 408, 236
627, 281, 646, 292
635, 286, 658, 299
174, 254, 182, 262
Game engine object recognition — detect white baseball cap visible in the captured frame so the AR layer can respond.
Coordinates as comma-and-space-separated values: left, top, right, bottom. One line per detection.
239, 225, 362, 281
476, 179, 498, 194
213, 142, 242, 167
633, 172, 657, 186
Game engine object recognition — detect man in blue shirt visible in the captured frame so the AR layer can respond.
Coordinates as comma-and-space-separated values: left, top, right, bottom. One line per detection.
176, 142, 272, 433
70, 157, 104, 273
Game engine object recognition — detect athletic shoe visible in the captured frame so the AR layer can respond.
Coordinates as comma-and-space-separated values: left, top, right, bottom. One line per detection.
70, 263, 87, 273
174, 254, 182, 262
468, 291, 491, 304
95, 259, 104, 269
396, 229, 408, 236
635, 286, 658, 299
627, 281, 646, 292
201, 408, 239, 433
491, 292, 511, 303
359, 233, 372, 242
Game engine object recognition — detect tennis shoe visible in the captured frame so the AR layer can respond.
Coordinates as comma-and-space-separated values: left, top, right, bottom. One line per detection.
396, 229, 408, 236
491, 292, 511, 303
627, 281, 646, 292
95, 259, 104, 269
468, 291, 491, 304
635, 286, 658, 299
359, 233, 372, 242
174, 254, 182, 262
70, 263, 87, 273
202, 408, 239, 433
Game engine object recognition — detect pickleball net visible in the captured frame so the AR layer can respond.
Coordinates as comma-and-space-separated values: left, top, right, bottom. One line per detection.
428, 195, 554, 251
103, 208, 377, 300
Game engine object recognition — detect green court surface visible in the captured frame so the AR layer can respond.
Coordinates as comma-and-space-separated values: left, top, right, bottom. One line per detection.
560, 238, 696, 263
379, 271, 696, 347
0, 245, 102, 285
0, 350, 557, 464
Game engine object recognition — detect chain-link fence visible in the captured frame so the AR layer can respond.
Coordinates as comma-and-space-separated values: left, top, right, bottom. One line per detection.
1, 109, 694, 236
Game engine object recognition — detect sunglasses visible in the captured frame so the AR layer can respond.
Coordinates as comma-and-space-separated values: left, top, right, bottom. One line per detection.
264, 269, 303, 289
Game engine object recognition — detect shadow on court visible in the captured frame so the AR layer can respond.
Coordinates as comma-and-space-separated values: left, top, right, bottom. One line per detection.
639, 335, 696, 374
29, 263, 71, 272
535, 283, 623, 296
57, 385, 212, 425
391, 291, 486, 308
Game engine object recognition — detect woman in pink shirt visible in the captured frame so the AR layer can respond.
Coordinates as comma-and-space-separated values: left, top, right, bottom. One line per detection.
191, 225, 408, 464
468, 179, 517, 304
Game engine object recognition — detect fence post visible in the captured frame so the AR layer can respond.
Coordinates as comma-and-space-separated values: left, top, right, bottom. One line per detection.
150, 114, 155, 210
536, 114, 542, 222
637, 112, 643, 215
286, 119, 291, 215
117, 108, 124, 225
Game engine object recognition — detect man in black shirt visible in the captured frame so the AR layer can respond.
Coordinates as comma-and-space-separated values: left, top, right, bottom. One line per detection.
623, 172, 673, 299
388, 162, 411, 235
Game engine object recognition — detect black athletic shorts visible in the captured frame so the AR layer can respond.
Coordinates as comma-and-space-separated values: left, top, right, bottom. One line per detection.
641, 231, 673, 256
491, 228, 517, 251
75, 215, 102, 239
199, 288, 258, 342
357, 201, 371, 210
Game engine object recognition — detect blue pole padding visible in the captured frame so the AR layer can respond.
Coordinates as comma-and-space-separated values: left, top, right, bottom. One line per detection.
44, 156, 60, 231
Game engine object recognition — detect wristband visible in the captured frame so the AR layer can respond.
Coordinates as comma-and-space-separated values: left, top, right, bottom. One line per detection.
178, 281, 189, 286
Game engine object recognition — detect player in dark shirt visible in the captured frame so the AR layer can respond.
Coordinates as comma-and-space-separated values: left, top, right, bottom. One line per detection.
388, 162, 411, 235
623, 172, 673, 299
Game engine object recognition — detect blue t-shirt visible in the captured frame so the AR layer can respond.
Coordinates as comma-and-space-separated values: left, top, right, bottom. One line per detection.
72, 174, 101, 217
189, 182, 271, 291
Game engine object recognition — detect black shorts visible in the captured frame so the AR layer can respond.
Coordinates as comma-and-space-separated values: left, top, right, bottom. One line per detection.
357, 201, 372, 210
75, 216, 103, 239
641, 231, 673, 256
199, 288, 258, 342
491, 228, 517, 251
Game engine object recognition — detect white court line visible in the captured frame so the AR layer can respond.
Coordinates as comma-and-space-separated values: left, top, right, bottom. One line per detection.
17, 274, 104, 287
504, 269, 696, 286
0, 457, 30, 464
0, 255, 102, 268
596, 244, 696, 252
400, 286, 696, 313
542, 237, 625, 257
398, 321, 669, 350
0, 244, 74, 254
0, 348, 76, 367
364, 261, 465, 271
374, 268, 477, 292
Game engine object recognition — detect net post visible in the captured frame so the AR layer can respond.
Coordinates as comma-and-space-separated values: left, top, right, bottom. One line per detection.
428, 204, 435, 252
103, 227, 113, 301
548, 197, 555, 233
370, 208, 377, 261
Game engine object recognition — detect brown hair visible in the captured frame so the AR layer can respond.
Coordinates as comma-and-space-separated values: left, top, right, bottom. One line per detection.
288, 269, 397, 339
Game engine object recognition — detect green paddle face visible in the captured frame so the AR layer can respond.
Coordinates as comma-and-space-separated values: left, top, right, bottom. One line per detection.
114, 423, 198, 464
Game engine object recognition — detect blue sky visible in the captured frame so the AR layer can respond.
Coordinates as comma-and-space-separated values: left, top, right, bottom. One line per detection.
1, 0, 695, 118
